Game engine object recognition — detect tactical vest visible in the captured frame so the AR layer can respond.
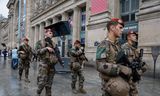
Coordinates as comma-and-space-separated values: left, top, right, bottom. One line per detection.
19, 44, 32, 60
96, 39, 121, 64
39, 39, 58, 64
122, 43, 139, 63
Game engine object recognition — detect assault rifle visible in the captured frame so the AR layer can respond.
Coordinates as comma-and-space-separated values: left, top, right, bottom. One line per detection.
45, 37, 64, 67
75, 47, 88, 62
116, 49, 145, 82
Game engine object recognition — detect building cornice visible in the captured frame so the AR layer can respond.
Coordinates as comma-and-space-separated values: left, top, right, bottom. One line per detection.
31, 0, 66, 22
7, 0, 16, 8
137, 0, 160, 21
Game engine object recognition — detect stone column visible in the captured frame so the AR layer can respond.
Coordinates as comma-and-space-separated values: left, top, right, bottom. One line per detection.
52, 17, 59, 23
45, 20, 50, 27
52, 17, 58, 44
30, 26, 35, 48
13, 6, 18, 47
72, 6, 81, 45
37, 25, 40, 41
108, 0, 120, 17
34, 25, 38, 47
39, 22, 45, 40
10, 14, 14, 48
26, 0, 31, 38
62, 12, 69, 57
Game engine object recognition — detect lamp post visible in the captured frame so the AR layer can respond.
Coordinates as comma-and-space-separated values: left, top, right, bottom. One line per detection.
18, 0, 21, 47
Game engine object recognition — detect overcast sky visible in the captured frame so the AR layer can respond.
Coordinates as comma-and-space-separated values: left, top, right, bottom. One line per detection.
0, 0, 9, 18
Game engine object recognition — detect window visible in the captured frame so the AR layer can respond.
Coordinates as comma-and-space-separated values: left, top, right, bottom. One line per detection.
122, 15, 129, 22
120, 0, 139, 22
131, 0, 139, 11
80, 7, 86, 44
131, 13, 135, 21
121, 0, 129, 13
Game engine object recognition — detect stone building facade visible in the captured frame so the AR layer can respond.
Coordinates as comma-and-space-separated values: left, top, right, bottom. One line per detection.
1, 0, 160, 77
0, 19, 9, 50
137, 0, 160, 77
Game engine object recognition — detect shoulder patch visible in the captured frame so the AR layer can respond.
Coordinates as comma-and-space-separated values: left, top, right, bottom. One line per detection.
96, 40, 110, 60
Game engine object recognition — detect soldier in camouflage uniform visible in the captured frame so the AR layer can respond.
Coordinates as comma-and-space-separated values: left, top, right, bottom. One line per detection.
18, 37, 32, 82
122, 31, 148, 96
69, 40, 87, 94
35, 26, 59, 96
96, 18, 132, 96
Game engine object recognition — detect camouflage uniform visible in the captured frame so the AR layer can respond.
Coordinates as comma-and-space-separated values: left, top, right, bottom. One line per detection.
122, 42, 147, 96
96, 38, 131, 96
36, 38, 58, 96
18, 43, 32, 82
70, 46, 87, 94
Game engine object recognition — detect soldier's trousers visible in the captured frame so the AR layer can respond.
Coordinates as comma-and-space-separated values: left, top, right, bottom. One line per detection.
19, 59, 30, 79
71, 69, 85, 89
101, 79, 111, 96
37, 64, 55, 96
129, 81, 138, 96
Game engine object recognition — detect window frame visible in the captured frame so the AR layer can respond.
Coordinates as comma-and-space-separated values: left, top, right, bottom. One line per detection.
120, 0, 139, 23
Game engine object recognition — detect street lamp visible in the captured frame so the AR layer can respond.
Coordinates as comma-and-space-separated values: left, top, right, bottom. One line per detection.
18, 0, 21, 47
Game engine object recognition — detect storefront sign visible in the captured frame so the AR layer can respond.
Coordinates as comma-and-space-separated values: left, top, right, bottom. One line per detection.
123, 22, 138, 32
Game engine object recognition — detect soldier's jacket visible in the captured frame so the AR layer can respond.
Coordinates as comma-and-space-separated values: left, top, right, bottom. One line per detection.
121, 43, 139, 63
96, 38, 133, 78
122, 42, 148, 73
96, 38, 120, 73
18, 43, 32, 60
70, 47, 87, 70
35, 38, 58, 64
70, 47, 87, 63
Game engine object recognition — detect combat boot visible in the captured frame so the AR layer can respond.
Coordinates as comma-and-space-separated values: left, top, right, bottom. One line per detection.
71, 83, 77, 94
78, 88, 87, 94
19, 76, 21, 81
24, 78, 30, 83
72, 89, 78, 94
36, 94, 40, 96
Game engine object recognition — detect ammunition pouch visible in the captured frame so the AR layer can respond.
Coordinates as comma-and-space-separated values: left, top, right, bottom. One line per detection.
19, 53, 27, 59
49, 55, 58, 64
71, 62, 81, 71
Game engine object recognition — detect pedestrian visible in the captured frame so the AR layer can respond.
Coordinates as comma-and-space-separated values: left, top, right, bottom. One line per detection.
35, 24, 60, 96
3, 48, 7, 60
69, 40, 87, 94
96, 18, 131, 96
121, 30, 148, 96
11, 47, 18, 69
18, 37, 33, 82
0, 49, 1, 56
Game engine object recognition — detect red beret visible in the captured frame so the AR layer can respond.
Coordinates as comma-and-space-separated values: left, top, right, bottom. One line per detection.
74, 40, 81, 44
23, 37, 29, 41
110, 18, 124, 27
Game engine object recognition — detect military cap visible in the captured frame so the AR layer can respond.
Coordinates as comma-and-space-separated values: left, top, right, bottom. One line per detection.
127, 31, 137, 36
74, 40, 81, 45
44, 21, 71, 37
23, 37, 29, 41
